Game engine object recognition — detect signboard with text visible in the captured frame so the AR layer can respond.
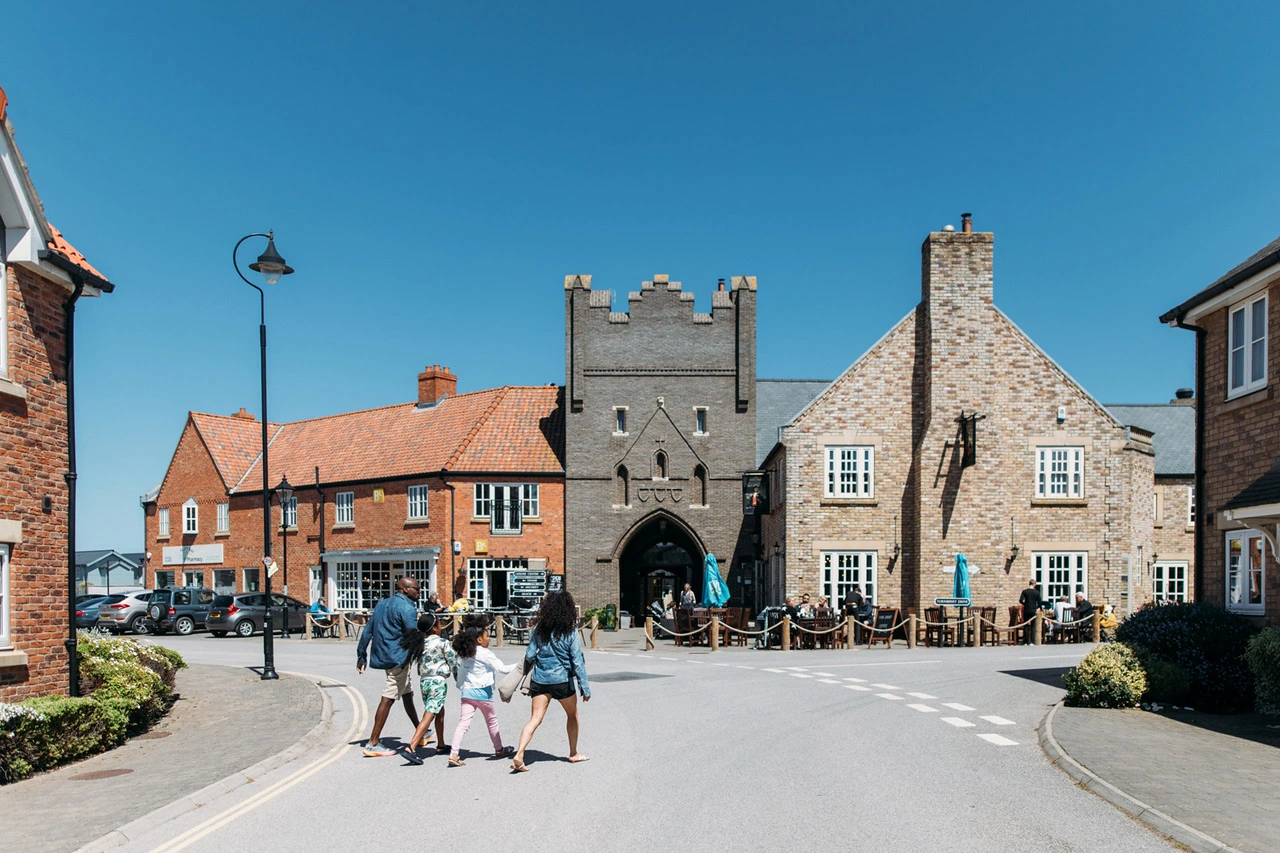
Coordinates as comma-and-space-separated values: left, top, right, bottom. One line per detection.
162, 544, 225, 566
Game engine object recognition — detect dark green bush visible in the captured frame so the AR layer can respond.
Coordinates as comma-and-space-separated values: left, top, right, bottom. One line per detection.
1136, 652, 1191, 703
1115, 603, 1256, 712
1245, 626, 1280, 715
1064, 644, 1147, 708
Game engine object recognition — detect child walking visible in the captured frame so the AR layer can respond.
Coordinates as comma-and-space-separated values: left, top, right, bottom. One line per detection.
448, 616, 515, 766
399, 612, 456, 765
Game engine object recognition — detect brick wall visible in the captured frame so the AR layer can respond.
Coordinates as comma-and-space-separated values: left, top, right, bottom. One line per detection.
0, 264, 70, 701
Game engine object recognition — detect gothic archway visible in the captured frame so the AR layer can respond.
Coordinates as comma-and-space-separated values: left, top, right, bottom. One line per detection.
615, 510, 706, 618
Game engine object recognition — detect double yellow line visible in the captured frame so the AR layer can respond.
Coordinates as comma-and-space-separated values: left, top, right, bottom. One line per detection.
149, 675, 368, 853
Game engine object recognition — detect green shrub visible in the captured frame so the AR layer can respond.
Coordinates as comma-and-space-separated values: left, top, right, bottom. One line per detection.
1132, 647, 1191, 703
1115, 603, 1257, 712
1245, 627, 1280, 715
1064, 643, 1147, 708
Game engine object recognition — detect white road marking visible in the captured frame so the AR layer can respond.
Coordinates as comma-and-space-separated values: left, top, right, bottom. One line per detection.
815, 661, 943, 668
907, 703, 938, 713
907, 692, 937, 699
943, 703, 975, 711
977, 733, 1019, 746
817, 678, 841, 684
764, 668, 787, 673
613, 653, 632, 657
787, 666, 810, 671
812, 671, 836, 677
876, 693, 903, 701
660, 657, 678, 661
1019, 654, 1087, 660
980, 715, 1016, 726
688, 660, 704, 664
941, 717, 975, 728
843, 677, 868, 682
712, 663, 731, 667
736, 665, 754, 669
871, 683, 901, 689
844, 685, 872, 692
790, 673, 813, 679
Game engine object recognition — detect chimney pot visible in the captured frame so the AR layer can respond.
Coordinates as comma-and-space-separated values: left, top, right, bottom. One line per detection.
961, 212, 973, 233
231, 407, 256, 420
1173, 387, 1195, 404
717, 278, 725, 291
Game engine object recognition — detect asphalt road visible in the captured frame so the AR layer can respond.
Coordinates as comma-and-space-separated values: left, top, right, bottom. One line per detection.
108, 633, 1175, 853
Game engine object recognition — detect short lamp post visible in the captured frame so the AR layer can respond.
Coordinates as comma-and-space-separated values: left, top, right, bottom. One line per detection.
275, 474, 295, 641
233, 230, 295, 681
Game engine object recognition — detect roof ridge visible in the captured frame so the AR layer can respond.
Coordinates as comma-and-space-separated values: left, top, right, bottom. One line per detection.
446, 386, 511, 471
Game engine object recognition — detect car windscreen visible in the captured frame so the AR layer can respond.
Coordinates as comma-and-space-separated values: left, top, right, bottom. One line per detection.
99, 595, 126, 604
212, 595, 234, 607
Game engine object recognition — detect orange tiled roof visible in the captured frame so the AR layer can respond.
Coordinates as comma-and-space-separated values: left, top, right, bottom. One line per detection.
46, 223, 108, 282
207, 386, 562, 493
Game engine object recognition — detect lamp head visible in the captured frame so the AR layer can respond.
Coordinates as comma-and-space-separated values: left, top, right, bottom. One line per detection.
274, 474, 295, 505
249, 231, 294, 285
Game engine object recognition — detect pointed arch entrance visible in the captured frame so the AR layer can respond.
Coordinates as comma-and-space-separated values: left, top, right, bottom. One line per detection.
616, 511, 706, 617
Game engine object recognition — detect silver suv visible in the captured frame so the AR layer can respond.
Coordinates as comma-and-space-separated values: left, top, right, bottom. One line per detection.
97, 590, 155, 634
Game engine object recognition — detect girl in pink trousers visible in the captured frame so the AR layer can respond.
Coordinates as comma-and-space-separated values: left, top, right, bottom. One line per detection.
448, 617, 515, 766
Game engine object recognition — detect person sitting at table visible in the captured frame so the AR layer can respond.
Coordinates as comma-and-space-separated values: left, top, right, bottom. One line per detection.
310, 597, 335, 636
797, 593, 814, 618
1074, 592, 1094, 624
424, 592, 443, 613
816, 595, 830, 611
1049, 595, 1071, 640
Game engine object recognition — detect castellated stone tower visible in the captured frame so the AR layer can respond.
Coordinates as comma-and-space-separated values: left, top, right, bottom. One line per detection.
563, 274, 757, 612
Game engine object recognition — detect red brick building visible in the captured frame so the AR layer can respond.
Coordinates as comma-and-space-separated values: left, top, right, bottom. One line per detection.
142, 367, 565, 612
0, 88, 116, 700
1162, 234, 1280, 626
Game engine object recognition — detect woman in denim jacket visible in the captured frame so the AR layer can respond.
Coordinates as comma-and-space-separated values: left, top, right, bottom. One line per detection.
511, 590, 591, 771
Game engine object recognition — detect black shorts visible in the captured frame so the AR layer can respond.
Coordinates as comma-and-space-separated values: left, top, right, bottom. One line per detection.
529, 679, 575, 701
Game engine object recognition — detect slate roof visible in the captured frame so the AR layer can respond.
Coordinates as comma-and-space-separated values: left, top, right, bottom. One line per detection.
1160, 233, 1280, 323
1104, 403, 1195, 477
1223, 456, 1280, 511
75, 550, 141, 569
756, 379, 832, 466
186, 386, 565, 494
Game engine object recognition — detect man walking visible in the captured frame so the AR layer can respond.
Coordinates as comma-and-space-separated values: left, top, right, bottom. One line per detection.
357, 576, 422, 756
1018, 579, 1041, 645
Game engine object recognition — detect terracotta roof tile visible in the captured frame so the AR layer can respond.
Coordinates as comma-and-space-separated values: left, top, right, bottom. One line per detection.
190, 412, 279, 489
46, 222, 107, 282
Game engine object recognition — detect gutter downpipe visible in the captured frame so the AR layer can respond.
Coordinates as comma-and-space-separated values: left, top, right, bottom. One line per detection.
1174, 316, 1207, 604
315, 466, 324, 599
64, 278, 85, 697
446, 483, 456, 601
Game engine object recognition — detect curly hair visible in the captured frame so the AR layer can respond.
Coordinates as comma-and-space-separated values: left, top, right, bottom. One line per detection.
451, 614, 491, 659
399, 611, 438, 667
535, 590, 578, 643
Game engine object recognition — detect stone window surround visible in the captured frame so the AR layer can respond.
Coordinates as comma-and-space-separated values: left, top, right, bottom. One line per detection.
613, 406, 628, 436
0, 538, 12, 657
693, 406, 707, 435
823, 443, 875, 500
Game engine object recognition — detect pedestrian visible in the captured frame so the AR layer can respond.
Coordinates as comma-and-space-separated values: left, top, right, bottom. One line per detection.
680, 582, 696, 607
399, 611, 456, 765
843, 586, 867, 643
1018, 579, 1041, 645
356, 576, 422, 757
512, 589, 591, 772
448, 616, 515, 766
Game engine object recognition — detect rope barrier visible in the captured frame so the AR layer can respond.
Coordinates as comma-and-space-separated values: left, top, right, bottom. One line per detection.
652, 623, 712, 638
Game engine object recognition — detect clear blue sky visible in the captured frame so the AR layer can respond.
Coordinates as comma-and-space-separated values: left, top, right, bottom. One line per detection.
5, 1, 1277, 549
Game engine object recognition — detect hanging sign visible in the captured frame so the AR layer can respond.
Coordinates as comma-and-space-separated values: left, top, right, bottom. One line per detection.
742, 472, 769, 515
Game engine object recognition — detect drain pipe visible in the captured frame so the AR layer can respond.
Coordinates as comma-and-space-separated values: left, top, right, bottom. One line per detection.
1173, 317, 1206, 604
63, 278, 85, 696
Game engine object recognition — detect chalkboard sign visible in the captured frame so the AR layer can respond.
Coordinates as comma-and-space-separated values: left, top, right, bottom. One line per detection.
869, 607, 899, 648
547, 574, 564, 593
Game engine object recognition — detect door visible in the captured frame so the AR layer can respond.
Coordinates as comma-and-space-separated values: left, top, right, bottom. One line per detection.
821, 551, 877, 607
491, 485, 522, 535
645, 570, 677, 614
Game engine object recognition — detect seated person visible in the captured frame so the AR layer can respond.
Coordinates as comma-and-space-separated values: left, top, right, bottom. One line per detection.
424, 592, 443, 612
1074, 592, 1094, 622
309, 596, 335, 635
796, 593, 814, 618
1050, 595, 1071, 639
447, 595, 472, 613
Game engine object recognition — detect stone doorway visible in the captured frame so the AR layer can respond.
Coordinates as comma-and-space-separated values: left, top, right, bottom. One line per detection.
617, 513, 705, 618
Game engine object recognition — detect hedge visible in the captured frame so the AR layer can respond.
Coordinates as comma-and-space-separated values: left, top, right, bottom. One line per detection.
1064, 644, 1147, 708
0, 633, 186, 784
1245, 626, 1280, 715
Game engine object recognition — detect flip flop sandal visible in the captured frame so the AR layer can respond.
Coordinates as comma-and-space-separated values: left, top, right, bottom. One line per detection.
511, 759, 529, 773
400, 747, 424, 766
448, 756, 466, 767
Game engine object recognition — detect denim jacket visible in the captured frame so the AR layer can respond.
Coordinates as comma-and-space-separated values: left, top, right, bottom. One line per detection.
357, 593, 417, 670
525, 629, 590, 698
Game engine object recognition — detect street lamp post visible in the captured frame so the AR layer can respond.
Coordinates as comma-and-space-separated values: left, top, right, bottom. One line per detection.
233, 231, 294, 681
275, 475, 294, 640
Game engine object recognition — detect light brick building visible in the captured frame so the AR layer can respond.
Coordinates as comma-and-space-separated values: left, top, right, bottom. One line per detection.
761, 218, 1167, 617
142, 368, 564, 613
0, 88, 116, 700
1162, 234, 1280, 626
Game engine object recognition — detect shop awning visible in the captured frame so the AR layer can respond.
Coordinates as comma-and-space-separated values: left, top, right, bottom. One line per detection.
320, 546, 441, 563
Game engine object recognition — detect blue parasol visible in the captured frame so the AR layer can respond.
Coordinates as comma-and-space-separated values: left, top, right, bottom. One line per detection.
702, 553, 730, 607
953, 553, 971, 600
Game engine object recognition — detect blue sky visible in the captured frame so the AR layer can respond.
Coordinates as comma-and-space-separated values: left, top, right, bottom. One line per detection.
5, 1, 1277, 549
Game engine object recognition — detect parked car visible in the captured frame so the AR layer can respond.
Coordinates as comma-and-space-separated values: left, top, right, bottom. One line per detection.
147, 587, 216, 635
75, 596, 110, 629
97, 590, 156, 634
206, 593, 310, 637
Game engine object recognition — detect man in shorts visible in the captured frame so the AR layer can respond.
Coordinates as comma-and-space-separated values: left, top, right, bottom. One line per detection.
357, 576, 422, 756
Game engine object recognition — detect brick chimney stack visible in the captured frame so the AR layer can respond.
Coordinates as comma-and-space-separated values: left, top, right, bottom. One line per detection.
231, 407, 256, 420
418, 365, 457, 406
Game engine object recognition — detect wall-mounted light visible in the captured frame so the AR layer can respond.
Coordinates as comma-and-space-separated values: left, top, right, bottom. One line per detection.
1008, 516, 1020, 563
891, 515, 901, 558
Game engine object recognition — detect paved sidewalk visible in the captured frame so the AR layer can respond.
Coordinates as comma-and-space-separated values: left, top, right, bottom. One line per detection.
0, 664, 322, 853
1046, 705, 1280, 853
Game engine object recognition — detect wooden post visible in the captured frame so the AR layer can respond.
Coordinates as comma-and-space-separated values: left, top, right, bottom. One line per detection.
303, 612, 312, 641
495, 616, 504, 647
907, 614, 916, 649
590, 615, 599, 650
710, 616, 720, 652
845, 617, 854, 650
1092, 610, 1101, 643
453, 613, 462, 636
644, 616, 655, 651
1033, 609, 1043, 645
781, 615, 792, 652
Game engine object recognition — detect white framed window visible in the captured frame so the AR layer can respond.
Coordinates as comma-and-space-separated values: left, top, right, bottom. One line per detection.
217, 502, 229, 533
335, 491, 354, 525
522, 483, 539, 518
158, 508, 170, 538
694, 407, 707, 435
183, 569, 203, 588
155, 570, 175, 589
243, 567, 260, 593
401, 560, 435, 597
824, 446, 874, 498
407, 485, 429, 520
213, 569, 235, 595
282, 496, 297, 528
1187, 486, 1196, 527
491, 484, 523, 535
1036, 447, 1084, 499
333, 562, 359, 610
474, 484, 491, 518
1033, 552, 1088, 602
614, 407, 627, 435
1226, 530, 1265, 613
820, 551, 876, 606
1153, 561, 1188, 603
183, 498, 198, 534
0, 545, 10, 648
1229, 293, 1267, 396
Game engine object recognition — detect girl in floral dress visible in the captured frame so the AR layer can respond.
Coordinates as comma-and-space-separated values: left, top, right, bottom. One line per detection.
399, 611, 456, 764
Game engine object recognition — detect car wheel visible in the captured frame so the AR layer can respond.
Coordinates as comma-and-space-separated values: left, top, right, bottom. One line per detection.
174, 616, 195, 636
210, 631, 227, 638
129, 614, 150, 635
234, 619, 255, 637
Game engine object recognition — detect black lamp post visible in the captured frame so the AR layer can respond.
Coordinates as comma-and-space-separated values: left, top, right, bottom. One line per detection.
275, 474, 295, 640
233, 231, 295, 681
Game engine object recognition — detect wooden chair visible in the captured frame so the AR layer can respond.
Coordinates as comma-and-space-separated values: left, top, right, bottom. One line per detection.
1055, 607, 1081, 643
674, 607, 690, 646
977, 606, 999, 646
813, 608, 836, 649
907, 607, 926, 647
1005, 605, 1026, 645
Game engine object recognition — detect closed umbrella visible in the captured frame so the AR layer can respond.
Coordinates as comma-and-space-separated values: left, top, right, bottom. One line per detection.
702, 554, 729, 607
953, 553, 971, 600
